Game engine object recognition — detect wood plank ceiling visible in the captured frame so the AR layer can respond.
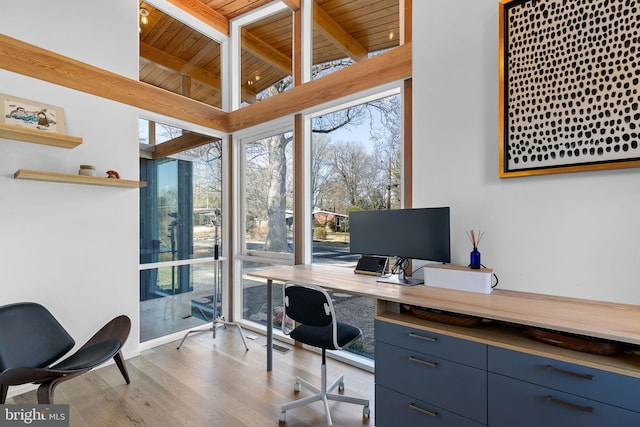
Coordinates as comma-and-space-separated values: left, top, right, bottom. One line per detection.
139, 0, 399, 110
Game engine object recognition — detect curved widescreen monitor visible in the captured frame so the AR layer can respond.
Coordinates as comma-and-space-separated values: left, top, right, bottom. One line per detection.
349, 207, 450, 263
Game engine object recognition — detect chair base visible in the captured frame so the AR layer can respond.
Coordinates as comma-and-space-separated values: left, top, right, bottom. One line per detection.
279, 364, 370, 426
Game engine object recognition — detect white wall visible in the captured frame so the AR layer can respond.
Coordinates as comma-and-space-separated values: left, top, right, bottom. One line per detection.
0, 0, 141, 359
412, 1, 640, 304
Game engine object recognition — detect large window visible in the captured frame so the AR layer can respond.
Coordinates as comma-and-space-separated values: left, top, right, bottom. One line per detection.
309, 90, 402, 361
235, 126, 294, 330
232, 89, 402, 365
139, 119, 225, 342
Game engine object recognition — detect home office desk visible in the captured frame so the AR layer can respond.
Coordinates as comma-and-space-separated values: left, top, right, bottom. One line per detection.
250, 264, 640, 426
249, 264, 640, 371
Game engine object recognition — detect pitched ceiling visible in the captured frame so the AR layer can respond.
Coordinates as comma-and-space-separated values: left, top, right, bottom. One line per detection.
139, 0, 400, 109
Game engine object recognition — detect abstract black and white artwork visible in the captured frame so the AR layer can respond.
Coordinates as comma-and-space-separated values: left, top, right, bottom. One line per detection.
499, 0, 640, 177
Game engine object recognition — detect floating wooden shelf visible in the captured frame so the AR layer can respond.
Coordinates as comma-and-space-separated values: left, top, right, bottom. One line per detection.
14, 169, 146, 188
0, 124, 82, 148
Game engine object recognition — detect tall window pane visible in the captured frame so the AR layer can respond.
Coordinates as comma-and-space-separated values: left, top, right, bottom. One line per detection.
243, 131, 294, 255
310, 92, 401, 360
239, 129, 294, 326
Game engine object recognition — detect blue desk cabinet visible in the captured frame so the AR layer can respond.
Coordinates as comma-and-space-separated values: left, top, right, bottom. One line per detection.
375, 320, 486, 369
487, 347, 640, 427
375, 385, 485, 427
375, 318, 640, 427
375, 320, 488, 426
488, 373, 640, 427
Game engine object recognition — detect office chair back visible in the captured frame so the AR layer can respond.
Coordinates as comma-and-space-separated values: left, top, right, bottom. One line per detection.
284, 284, 335, 327
0, 302, 75, 371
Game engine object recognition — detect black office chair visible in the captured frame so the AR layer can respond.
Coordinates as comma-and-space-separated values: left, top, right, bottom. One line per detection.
0, 302, 131, 404
279, 282, 370, 426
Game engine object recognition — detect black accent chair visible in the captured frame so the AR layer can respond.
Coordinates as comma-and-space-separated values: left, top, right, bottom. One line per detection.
0, 302, 131, 404
279, 282, 370, 426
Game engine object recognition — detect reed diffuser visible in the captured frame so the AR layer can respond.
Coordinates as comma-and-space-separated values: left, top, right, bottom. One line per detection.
467, 229, 484, 269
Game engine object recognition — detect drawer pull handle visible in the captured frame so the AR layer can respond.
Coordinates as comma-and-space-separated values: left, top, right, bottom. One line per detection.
409, 403, 438, 417
546, 395, 594, 414
408, 332, 437, 342
546, 365, 594, 380
409, 355, 438, 367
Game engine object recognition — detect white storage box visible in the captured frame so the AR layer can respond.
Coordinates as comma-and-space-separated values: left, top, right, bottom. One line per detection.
424, 264, 493, 294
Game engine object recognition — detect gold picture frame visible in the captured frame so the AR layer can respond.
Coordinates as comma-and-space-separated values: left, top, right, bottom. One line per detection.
1, 93, 66, 134
499, 0, 640, 178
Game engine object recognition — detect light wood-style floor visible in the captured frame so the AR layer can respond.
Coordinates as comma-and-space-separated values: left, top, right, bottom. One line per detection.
9, 328, 375, 427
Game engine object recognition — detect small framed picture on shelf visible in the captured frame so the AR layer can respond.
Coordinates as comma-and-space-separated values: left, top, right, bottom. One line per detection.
1, 93, 66, 134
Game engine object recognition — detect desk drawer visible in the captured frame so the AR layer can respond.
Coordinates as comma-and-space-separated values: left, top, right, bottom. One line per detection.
488, 373, 640, 427
376, 341, 487, 423
488, 346, 640, 411
375, 320, 486, 368
376, 385, 486, 427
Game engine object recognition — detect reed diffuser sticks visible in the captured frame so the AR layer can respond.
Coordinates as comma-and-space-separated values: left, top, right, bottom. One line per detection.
467, 229, 484, 249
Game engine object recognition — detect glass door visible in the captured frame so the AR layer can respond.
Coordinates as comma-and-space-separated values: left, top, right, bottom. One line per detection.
139, 119, 225, 342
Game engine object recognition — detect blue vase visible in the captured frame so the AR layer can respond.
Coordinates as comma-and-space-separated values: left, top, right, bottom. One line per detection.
470, 248, 481, 269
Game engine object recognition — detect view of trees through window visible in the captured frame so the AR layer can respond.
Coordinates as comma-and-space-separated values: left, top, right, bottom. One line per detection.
239, 92, 401, 361
243, 131, 294, 255
310, 93, 401, 360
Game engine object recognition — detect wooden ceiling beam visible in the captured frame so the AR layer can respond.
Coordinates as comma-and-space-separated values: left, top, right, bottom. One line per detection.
228, 42, 411, 132
282, 0, 301, 11
152, 132, 215, 159
166, 0, 229, 36
241, 29, 292, 75
313, 2, 368, 62
140, 41, 220, 86
140, 41, 256, 104
0, 34, 229, 132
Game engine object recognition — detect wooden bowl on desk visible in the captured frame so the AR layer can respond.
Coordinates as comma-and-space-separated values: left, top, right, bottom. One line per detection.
523, 327, 625, 356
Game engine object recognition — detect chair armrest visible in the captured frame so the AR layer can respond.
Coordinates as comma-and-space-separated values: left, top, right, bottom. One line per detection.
78, 315, 131, 351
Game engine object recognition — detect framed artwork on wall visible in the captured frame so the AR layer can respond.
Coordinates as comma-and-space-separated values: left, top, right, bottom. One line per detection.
499, 0, 640, 178
1, 93, 66, 134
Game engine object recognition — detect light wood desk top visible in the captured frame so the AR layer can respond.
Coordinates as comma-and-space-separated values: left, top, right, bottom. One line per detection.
250, 264, 640, 346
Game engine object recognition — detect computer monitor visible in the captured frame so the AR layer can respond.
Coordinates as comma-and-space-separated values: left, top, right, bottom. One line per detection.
349, 207, 450, 285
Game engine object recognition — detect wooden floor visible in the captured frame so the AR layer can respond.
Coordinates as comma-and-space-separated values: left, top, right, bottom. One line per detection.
9, 328, 375, 427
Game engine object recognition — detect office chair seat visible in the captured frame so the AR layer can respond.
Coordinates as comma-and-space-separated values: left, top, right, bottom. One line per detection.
289, 322, 361, 350
279, 282, 370, 426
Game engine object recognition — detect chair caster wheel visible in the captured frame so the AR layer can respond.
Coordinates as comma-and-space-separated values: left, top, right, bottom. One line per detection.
294, 382, 301, 393
338, 381, 344, 392
363, 406, 370, 418
279, 411, 287, 424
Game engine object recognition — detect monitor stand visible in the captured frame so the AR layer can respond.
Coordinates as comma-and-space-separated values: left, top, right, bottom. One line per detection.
377, 274, 423, 286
